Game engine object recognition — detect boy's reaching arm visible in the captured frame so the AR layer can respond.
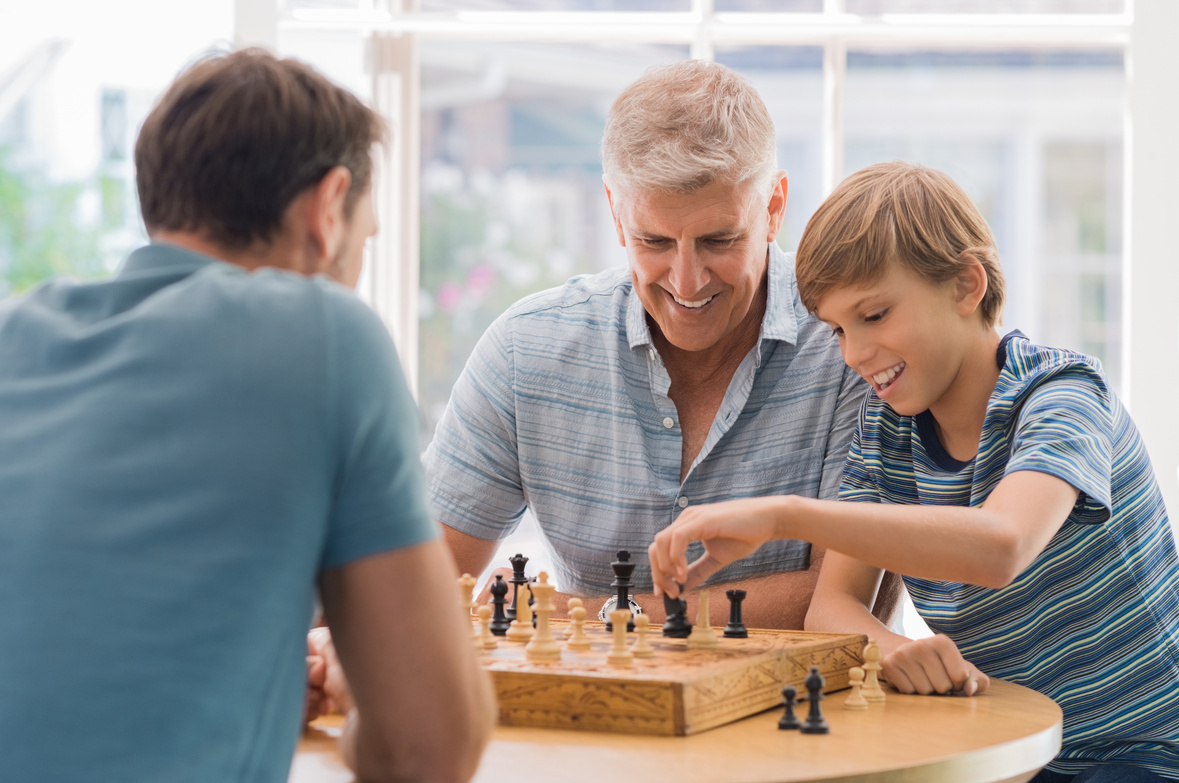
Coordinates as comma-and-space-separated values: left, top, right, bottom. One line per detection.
805, 550, 989, 696
648, 469, 1080, 596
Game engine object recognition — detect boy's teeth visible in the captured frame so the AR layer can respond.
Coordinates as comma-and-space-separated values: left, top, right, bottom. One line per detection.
872, 362, 905, 386
673, 294, 714, 309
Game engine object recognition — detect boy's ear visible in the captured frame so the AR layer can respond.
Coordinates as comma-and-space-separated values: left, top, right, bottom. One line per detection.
954, 255, 989, 318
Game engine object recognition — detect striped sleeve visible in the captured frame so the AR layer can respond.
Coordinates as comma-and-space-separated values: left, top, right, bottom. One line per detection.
1005, 368, 1112, 525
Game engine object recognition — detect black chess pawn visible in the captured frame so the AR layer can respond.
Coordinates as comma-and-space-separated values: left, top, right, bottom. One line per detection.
723, 588, 748, 638
661, 590, 692, 638
800, 666, 829, 734
506, 552, 529, 622
778, 685, 801, 730
605, 550, 636, 632
488, 574, 511, 636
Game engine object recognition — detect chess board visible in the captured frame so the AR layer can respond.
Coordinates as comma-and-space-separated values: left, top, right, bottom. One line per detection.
480, 621, 866, 736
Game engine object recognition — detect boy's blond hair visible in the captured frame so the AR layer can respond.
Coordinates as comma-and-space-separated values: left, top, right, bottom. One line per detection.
796, 161, 1006, 327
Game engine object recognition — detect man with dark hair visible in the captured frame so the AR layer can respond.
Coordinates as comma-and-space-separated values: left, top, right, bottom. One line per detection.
0, 48, 493, 783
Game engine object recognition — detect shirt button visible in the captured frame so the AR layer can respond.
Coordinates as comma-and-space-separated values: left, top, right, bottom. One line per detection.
662, 417, 675, 429
677, 496, 689, 509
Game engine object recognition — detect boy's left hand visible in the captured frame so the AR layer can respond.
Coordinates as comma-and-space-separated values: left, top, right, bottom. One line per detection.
648, 497, 784, 597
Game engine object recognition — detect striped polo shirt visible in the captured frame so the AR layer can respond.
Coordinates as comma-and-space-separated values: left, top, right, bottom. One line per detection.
841, 333, 1179, 777
425, 243, 867, 595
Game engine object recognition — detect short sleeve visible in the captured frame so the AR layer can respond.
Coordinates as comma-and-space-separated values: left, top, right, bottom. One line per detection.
837, 402, 882, 504
422, 312, 527, 540
1005, 368, 1112, 525
320, 289, 438, 570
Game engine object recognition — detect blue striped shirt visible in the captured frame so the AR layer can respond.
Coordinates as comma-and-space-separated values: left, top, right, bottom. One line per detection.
425, 244, 866, 595
841, 333, 1179, 777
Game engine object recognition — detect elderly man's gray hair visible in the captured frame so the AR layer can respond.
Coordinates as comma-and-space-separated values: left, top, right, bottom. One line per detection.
601, 60, 778, 203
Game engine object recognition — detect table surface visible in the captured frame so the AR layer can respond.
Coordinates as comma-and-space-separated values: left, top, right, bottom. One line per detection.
290, 678, 1062, 783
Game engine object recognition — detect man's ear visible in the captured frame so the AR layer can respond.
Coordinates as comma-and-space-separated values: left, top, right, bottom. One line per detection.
765, 171, 788, 242
955, 255, 989, 317
305, 166, 353, 269
604, 184, 627, 248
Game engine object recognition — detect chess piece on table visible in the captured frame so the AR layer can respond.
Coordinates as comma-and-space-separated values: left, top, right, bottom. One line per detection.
566, 605, 592, 652
800, 666, 829, 734
723, 588, 748, 638
458, 573, 479, 644
506, 582, 535, 642
564, 597, 583, 639
862, 639, 886, 703
778, 685, 801, 730
605, 550, 636, 632
687, 590, 717, 649
525, 571, 562, 662
661, 589, 692, 638
476, 604, 498, 651
844, 666, 868, 710
506, 552, 529, 622
606, 609, 634, 666
488, 574, 511, 636
632, 613, 656, 658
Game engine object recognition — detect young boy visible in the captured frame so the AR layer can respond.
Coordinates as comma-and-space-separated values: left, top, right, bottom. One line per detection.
647, 162, 1179, 781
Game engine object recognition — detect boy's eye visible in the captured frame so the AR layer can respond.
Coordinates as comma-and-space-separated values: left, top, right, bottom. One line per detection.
830, 326, 844, 337
864, 309, 888, 323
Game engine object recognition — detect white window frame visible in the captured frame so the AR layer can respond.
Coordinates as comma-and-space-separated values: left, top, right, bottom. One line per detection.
237, 0, 1179, 521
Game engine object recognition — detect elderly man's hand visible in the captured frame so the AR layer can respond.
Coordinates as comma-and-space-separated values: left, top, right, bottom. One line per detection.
304, 627, 354, 723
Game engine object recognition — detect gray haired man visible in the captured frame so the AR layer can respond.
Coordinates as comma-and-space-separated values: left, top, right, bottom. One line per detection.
426, 59, 900, 628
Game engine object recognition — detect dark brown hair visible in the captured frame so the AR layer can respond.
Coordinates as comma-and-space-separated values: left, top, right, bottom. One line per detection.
796, 161, 1006, 327
135, 48, 385, 249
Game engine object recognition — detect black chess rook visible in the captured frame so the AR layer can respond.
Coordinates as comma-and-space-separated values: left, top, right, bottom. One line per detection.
723, 588, 748, 638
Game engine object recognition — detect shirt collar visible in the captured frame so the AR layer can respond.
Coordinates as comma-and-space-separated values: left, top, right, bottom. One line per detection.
116, 242, 224, 278
625, 242, 801, 354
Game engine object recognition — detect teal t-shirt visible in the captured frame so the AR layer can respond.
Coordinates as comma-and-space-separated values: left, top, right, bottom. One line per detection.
0, 244, 437, 781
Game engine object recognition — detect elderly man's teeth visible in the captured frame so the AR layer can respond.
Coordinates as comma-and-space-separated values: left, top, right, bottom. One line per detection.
871, 362, 905, 387
673, 294, 714, 309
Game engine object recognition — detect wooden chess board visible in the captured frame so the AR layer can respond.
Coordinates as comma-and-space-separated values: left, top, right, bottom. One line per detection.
480, 621, 866, 736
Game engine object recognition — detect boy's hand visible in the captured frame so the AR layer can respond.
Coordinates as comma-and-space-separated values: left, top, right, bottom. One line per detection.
304, 626, 355, 722
648, 497, 784, 597
881, 634, 989, 696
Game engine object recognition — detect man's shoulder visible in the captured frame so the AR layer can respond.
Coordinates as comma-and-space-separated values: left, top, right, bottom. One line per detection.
502, 267, 632, 322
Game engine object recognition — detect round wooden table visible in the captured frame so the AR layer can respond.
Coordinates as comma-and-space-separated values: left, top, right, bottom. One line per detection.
291, 678, 1062, 783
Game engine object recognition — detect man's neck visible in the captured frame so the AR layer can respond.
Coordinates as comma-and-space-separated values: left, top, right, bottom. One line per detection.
150, 230, 309, 276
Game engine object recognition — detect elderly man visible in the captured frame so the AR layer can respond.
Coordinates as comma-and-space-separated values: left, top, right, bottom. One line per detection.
426, 60, 896, 628
0, 50, 493, 783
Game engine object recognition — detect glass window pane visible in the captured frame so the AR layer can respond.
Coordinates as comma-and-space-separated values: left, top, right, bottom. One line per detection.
713, 46, 825, 253
844, 47, 1125, 390
714, 0, 822, 10
0, 1, 235, 299
845, 0, 1124, 13
419, 41, 689, 440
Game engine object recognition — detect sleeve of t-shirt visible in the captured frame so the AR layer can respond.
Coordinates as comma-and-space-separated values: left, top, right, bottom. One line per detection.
319, 289, 439, 570
1005, 367, 1112, 525
422, 311, 526, 541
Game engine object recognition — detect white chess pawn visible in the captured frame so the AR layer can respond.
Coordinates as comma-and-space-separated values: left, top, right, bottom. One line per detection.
477, 604, 498, 651
844, 666, 868, 710
631, 613, 655, 658
862, 640, 886, 703
566, 605, 592, 652
506, 583, 535, 642
564, 597, 583, 640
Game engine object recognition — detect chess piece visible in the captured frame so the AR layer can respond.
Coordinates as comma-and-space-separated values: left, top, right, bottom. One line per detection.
661, 588, 692, 638
566, 605, 592, 651
476, 604, 498, 651
862, 640, 886, 703
687, 590, 717, 649
778, 686, 801, 730
632, 613, 656, 658
844, 666, 868, 710
605, 550, 636, 632
606, 609, 634, 666
489, 574, 511, 636
458, 573, 478, 644
800, 666, 829, 734
506, 582, 535, 642
564, 597, 583, 639
506, 552, 529, 622
526, 572, 562, 662
723, 588, 748, 638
